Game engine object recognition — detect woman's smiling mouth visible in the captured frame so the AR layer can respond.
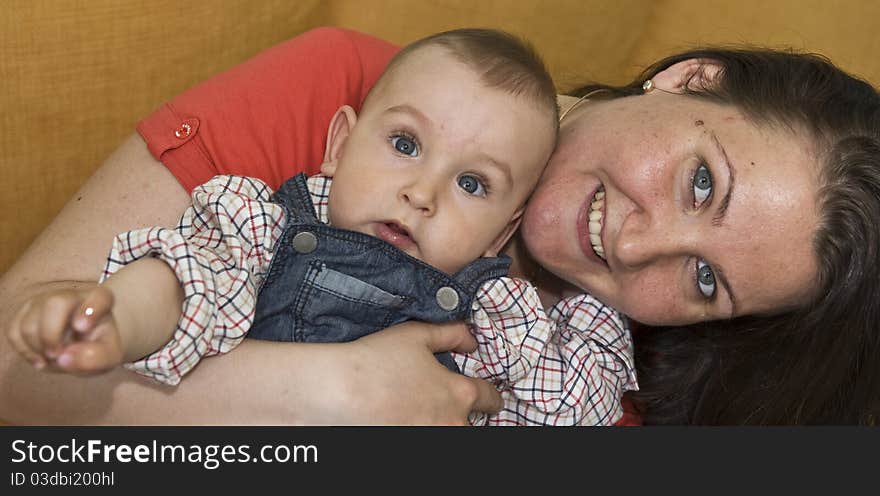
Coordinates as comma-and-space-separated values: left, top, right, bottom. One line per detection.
577, 185, 607, 263
587, 187, 606, 259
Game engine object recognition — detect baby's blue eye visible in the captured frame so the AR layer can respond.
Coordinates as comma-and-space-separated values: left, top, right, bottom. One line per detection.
391, 135, 418, 157
696, 259, 716, 298
693, 164, 713, 207
458, 174, 486, 197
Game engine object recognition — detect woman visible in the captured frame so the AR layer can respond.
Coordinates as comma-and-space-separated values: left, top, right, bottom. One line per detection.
1, 27, 877, 424
547, 49, 880, 424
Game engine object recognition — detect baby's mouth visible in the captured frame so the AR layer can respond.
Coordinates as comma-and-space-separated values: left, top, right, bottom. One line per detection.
376, 221, 417, 250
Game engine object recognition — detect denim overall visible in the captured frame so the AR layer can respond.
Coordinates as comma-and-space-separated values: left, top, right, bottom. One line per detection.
248, 173, 511, 372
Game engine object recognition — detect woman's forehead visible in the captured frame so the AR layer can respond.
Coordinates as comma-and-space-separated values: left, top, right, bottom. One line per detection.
690, 116, 821, 317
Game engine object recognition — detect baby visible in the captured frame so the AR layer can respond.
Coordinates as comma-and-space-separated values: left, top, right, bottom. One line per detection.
7, 29, 636, 425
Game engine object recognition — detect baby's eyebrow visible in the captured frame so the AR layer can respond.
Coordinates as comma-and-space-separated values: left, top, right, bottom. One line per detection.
479, 154, 513, 189
384, 104, 431, 127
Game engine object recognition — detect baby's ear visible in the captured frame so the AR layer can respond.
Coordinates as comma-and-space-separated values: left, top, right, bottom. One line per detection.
320, 105, 358, 177
484, 207, 525, 257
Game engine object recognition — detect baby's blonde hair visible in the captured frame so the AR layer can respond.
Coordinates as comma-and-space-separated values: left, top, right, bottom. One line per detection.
367, 28, 559, 134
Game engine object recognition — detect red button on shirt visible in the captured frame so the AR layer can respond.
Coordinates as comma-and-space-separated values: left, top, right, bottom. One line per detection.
174, 122, 193, 139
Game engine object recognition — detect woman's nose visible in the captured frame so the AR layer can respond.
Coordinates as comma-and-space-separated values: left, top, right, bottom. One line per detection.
613, 209, 682, 268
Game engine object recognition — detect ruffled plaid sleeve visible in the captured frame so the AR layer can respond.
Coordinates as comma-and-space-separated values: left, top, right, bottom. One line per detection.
455, 278, 638, 426
100, 175, 285, 386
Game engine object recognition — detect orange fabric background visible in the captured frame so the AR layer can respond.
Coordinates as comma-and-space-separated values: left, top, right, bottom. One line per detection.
1, 0, 879, 426
3, 0, 878, 275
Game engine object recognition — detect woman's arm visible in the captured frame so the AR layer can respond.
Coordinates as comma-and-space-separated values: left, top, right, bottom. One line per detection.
0, 133, 192, 423
0, 134, 500, 424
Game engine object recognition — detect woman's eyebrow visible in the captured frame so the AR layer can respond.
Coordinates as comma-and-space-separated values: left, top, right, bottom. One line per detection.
709, 131, 738, 317
713, 263, 738, 318
711, 131, 735, 228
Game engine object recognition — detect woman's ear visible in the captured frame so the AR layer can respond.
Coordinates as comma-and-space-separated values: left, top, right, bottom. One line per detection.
483, 207, 525, 257
650, 58, 723, 94
320, 105, 358, 177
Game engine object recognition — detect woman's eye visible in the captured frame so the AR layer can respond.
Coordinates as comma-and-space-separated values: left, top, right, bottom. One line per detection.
457, 174, 487, 197
693, 164, 713, 207
390, 135, 419, 157
696, 259, 716, 299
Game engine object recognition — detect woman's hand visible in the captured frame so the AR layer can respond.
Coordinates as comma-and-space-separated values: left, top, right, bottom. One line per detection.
315, 321, 503, 425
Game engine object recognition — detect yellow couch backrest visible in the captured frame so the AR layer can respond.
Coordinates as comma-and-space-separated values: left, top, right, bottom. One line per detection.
2, 0, 878, 274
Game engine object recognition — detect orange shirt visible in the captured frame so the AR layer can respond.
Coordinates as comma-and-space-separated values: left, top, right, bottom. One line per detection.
137, 27, 399, 193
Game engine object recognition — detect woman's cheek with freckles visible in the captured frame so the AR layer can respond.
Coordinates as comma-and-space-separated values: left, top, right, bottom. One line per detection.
605, 273, 687, 325
522, 193, 561, 236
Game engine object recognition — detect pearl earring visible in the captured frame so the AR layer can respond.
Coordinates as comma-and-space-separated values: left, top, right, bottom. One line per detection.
642, 79, 655, 93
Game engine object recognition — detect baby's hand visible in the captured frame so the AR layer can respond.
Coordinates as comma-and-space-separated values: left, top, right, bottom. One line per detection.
5, 286, 124, 374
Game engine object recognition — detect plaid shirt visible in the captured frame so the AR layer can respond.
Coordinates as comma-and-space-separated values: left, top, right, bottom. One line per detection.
103, 175, 637, 425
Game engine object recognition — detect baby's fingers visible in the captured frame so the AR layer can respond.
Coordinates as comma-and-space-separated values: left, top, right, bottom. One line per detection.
6, 302, 47, 369
55, 339, 123, 375
16, 300, 54, 362
38, 293, 84, 357
71, 286, 115, 334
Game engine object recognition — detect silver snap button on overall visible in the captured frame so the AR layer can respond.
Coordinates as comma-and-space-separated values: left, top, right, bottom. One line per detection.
292, 231, 318, 253
435, 286, 459, 311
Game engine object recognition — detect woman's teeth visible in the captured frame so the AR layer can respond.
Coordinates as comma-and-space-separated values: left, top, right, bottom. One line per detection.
588, 188, 606, 260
